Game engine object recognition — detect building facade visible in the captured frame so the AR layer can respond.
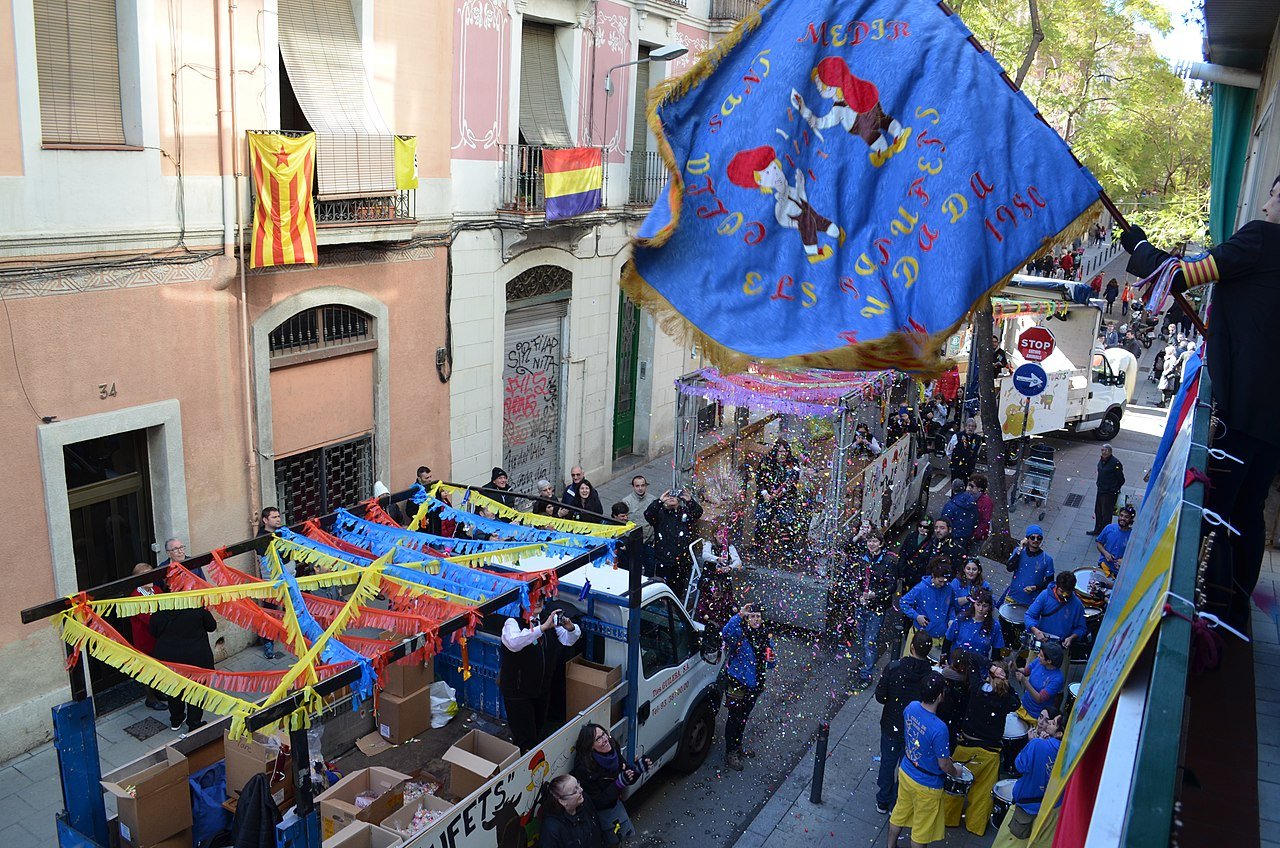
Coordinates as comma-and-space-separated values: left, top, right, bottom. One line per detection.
0, 0, 453, 758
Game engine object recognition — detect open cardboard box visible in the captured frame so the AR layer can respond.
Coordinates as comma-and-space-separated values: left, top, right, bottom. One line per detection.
380, 794, 455, 840
223, 728, 293, 800
442, 729, 519, 799
323, 820, 403, 848
101, 747, 192, 848
316, 766, 410, 840
565, 656, 621, 718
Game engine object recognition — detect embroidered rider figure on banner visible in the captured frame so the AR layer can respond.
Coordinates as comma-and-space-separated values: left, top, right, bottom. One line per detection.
791, 57, 912, 168
727, 146, 846, 264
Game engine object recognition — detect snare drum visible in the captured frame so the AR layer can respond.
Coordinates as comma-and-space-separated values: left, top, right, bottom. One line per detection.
998, 602, 1027, 654
1072, 609, 1103, 662
1001, 712, 1030, 777
1073, 568, 1108, 610
990, 778, 1017, 829
943, 763, 975, 796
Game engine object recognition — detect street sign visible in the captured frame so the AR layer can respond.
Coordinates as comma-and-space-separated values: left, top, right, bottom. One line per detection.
1013, 362, 1049, 397
1017, 326, 1057, 362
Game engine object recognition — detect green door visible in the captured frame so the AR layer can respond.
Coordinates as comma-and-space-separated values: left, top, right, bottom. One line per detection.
613, 292, 641, 458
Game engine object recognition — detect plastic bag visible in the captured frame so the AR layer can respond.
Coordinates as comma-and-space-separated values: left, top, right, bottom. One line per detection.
189, 761, 233, 847
429, 680, 458, 728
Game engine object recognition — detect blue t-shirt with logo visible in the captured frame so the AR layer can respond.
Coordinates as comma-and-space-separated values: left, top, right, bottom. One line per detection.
946, 616, 1005, 659
1020, 658, 1065, 715
1096, 523, 1132, 570
1013, 736, 1061, 814
901, 701, 951, 789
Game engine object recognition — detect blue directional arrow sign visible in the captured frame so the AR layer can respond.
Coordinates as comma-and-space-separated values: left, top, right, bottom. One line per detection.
1013, 362, 1049, 398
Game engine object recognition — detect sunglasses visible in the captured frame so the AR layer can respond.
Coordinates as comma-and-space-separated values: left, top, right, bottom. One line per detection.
1027, 535, 1043, 541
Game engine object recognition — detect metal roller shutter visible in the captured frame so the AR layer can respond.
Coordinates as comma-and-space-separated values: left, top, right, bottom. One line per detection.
502, 300, 568, 495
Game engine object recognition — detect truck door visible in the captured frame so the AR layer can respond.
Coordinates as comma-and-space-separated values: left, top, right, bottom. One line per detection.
634, 596, 701, 766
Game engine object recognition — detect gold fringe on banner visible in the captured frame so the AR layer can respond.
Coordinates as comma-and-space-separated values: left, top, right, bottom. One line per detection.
93, 583, 286, 617
619, 0, 1107, 378
431, 483, 635, 539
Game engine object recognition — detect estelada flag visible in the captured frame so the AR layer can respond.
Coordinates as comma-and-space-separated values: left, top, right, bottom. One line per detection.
625, 0, 1104, 376
544, 148, 602, 221
248, 132, 318, 269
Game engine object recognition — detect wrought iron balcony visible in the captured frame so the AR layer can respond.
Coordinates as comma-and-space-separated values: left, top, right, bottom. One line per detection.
499, 143, 609, 214
248, 130, 416, 232
628, 149, 666, 206
710, 0, 762, 20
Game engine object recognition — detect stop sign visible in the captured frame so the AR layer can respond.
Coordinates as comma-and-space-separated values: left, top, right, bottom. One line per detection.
1017, 326, 1057, 362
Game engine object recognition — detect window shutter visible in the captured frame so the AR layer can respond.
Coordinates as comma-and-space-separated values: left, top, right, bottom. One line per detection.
34, 0, 125, 145
278, 0, 395, 198
631, 52, 651, 155
519, 23, 572, 148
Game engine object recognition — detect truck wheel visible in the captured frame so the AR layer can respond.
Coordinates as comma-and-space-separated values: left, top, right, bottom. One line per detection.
672, 700, 716, 773
1094, 410, 1122, 441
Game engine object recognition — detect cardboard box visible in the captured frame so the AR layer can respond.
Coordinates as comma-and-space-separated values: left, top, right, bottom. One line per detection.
323, 820, 403, 848
101, 748, 192, 848
442, 730, 520, 800
378, 684, 431, 745
380, 793, 454, 840
316, 766, 410, 840
565, 657, 622, 717
378, 635, 434, 698
223, 728, 291, 798
118, 826, 193, 848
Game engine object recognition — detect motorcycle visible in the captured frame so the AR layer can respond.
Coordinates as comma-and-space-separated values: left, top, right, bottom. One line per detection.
1129, 306, 1159, 349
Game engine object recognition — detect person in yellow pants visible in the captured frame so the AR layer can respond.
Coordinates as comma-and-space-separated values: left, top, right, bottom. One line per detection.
942, 657, 1018, 836
991, 713, 1065, 848
887, 674, 964, 848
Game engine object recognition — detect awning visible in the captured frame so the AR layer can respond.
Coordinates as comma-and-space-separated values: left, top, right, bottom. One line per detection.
278, 0, 395, 199
1209, 83, 1257, 243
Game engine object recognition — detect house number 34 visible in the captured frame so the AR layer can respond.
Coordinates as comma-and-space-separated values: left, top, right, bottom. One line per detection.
98, 382, 117, 399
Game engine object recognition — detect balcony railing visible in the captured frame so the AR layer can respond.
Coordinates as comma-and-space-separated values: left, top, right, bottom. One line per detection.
710, 0, 762, 20
248, 130, 415, 227
499, 144, 608, 213
628, 149, 666, 206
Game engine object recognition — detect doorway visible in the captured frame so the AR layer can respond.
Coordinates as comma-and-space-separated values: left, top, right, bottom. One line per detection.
64, 431, 155, 700
613, 292, 641, 459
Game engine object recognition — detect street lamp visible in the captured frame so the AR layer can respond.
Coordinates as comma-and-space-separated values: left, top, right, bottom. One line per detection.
602, 44, 688, 152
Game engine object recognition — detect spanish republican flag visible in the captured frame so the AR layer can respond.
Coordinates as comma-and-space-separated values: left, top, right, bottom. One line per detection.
543, 148, 602, 222
248, 132, 318, 269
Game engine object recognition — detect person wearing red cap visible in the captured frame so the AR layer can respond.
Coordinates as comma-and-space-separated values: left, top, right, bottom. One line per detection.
791, 56, 911, 167
726, 145, 844, 264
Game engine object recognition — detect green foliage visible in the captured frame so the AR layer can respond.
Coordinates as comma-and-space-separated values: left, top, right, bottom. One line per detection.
959, 0, 1210, 243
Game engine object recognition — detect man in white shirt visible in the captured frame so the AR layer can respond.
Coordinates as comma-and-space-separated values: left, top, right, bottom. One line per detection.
500, 606, 581, 752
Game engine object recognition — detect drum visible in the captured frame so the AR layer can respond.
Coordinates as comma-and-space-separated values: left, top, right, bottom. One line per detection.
943, 763, 975, 796
1072, 609, 1103, 662
998, 602, 1026, 654
1063, 681, 1082, 715
1001, 712, 1030, 776
1073, 568, 1109, 609
990, 778, 1017, 829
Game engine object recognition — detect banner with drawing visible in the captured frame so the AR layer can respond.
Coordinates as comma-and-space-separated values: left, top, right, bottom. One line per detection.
995, 370, 1070, 438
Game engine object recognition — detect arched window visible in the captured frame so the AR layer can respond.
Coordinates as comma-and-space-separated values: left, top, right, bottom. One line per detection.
268, 304, 375, 366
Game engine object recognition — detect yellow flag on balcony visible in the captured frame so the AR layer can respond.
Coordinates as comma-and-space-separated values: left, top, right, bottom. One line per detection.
247, 132, 318, 269
394, 136, 419, 190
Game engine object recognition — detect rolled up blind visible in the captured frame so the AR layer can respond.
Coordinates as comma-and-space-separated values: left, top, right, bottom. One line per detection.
519, 23, 572, 148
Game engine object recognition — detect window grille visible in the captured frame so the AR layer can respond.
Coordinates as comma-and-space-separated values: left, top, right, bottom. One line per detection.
273, 434, 373, 523
269, 305, 373, 360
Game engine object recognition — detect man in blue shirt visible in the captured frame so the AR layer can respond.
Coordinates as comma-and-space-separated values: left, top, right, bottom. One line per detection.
1001, 525, 1055, 606
1094, 505, 1135, 577
1024, 572, 1088, 649
888, 674, 963, 847
1014, 643, 1065, 722
991, 713, 1065, 846
899, 560, 958, 650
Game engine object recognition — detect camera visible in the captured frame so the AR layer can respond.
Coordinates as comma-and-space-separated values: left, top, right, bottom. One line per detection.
671, 488, 685, 499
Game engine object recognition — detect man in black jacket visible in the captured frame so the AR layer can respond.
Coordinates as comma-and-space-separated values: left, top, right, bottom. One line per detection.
1088, 444, 1125, 536
644, 490, 704, 601
874, 631, 934, 814
500, 606, 581, 752
1122, 184, 1280, 626
482, 467, 518, 510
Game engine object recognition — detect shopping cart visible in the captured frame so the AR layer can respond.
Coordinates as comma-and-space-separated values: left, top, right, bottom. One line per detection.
1018, 451, 1055, 507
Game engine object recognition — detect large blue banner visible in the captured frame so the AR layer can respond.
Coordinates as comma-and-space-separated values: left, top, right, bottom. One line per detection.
626, 0, 1103, 374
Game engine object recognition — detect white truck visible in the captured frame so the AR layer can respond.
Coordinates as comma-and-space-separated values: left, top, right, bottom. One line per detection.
989, 277, 1132, 442
404, 559, 722, 848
